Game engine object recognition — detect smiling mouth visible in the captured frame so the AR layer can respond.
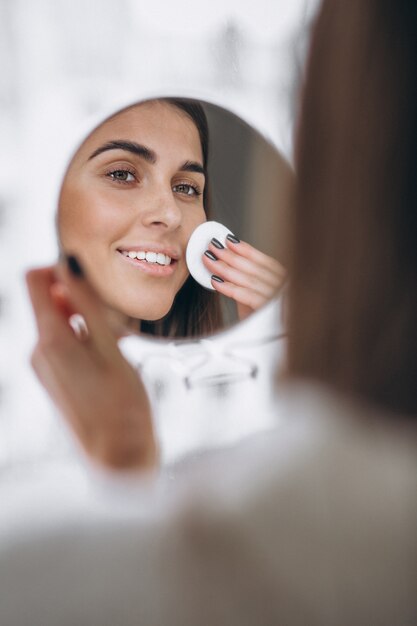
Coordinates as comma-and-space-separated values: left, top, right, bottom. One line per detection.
116, 249, 178, 274
118, 249, 175, 266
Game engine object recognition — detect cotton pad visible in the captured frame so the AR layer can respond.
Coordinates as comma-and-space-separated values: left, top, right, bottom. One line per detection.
186, 221, 233, 290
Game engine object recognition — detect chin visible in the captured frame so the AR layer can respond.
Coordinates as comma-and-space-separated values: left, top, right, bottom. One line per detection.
123, 299, 175, 323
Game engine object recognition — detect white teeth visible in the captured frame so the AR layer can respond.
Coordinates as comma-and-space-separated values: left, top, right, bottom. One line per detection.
122, 250, 172, 265
145, 252, 157, 263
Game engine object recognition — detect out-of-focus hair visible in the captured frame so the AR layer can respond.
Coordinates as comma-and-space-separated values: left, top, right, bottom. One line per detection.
288, 0, 417, 414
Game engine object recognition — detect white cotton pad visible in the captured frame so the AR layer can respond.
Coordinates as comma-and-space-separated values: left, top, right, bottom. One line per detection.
186, 220, 233, 290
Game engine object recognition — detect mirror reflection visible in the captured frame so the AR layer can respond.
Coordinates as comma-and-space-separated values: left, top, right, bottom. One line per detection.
57, 97, 293, 340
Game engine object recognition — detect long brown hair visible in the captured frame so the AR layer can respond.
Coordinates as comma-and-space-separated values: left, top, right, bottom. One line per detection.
288, 0, 417, 415
140, 98, 223, 338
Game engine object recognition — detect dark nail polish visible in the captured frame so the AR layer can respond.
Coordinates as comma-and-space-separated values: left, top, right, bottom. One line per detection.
211, 237, 224, 249
226, 234, 240, 244
211, 274, 224, 283
204, 250, 217, 261
66, 254, 84, 278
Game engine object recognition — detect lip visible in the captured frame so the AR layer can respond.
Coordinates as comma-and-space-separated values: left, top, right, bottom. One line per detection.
116, 250, 178, 276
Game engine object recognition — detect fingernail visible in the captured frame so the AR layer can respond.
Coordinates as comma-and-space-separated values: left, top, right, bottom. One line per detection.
66, 254, 84, 278
204, 250, 217, 261
211, 237, 224, 249
226, 234, 240, 244
211, 274, 224, 283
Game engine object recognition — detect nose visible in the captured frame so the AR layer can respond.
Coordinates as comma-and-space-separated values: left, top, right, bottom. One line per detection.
139, 184, 182, 231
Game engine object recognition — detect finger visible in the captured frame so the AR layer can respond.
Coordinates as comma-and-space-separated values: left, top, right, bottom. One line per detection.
26, 267, 74, 342
208, 241, 284, 288
27, 271, 96, 400
210, 277, 267, 311
225, 237, 286, 276
203, 254, 277, 299
55, 255, 120, 358
50, 282, 77, 320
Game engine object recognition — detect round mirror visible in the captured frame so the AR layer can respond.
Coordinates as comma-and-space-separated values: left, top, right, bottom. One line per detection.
57, 97, 293, 340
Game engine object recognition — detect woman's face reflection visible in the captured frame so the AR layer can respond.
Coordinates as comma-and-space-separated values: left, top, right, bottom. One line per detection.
58, 100, 206, 322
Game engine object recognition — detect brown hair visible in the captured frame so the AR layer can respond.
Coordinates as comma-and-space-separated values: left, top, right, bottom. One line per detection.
140, 98, 223, 338
288, 0, 417, 415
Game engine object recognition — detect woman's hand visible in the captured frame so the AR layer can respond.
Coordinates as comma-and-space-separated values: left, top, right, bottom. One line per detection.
202, 235, 286, 320
26, 257, 157, 472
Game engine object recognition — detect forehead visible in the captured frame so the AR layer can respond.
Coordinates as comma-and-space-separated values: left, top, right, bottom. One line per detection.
73, 100, 203, 165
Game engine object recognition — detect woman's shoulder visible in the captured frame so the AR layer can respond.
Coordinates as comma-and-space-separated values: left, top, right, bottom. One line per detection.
169, 382, 417, 624
174, 381, 417, 507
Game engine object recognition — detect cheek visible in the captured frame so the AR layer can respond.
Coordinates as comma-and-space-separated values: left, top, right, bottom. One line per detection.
183, 206, 206, 244
59, 185, 128, 249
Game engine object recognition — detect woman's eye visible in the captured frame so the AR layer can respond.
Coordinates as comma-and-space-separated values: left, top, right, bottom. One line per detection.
173, 183, 200, 197
107, 169, 136, 183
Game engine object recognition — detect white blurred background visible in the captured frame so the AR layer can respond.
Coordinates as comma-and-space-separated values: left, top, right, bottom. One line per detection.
0, 0, 318, 471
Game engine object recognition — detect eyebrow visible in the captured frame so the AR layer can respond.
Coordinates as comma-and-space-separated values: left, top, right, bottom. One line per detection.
88, 140, 157, 163
88, 140, 205, 176
180, 160, 205, 176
